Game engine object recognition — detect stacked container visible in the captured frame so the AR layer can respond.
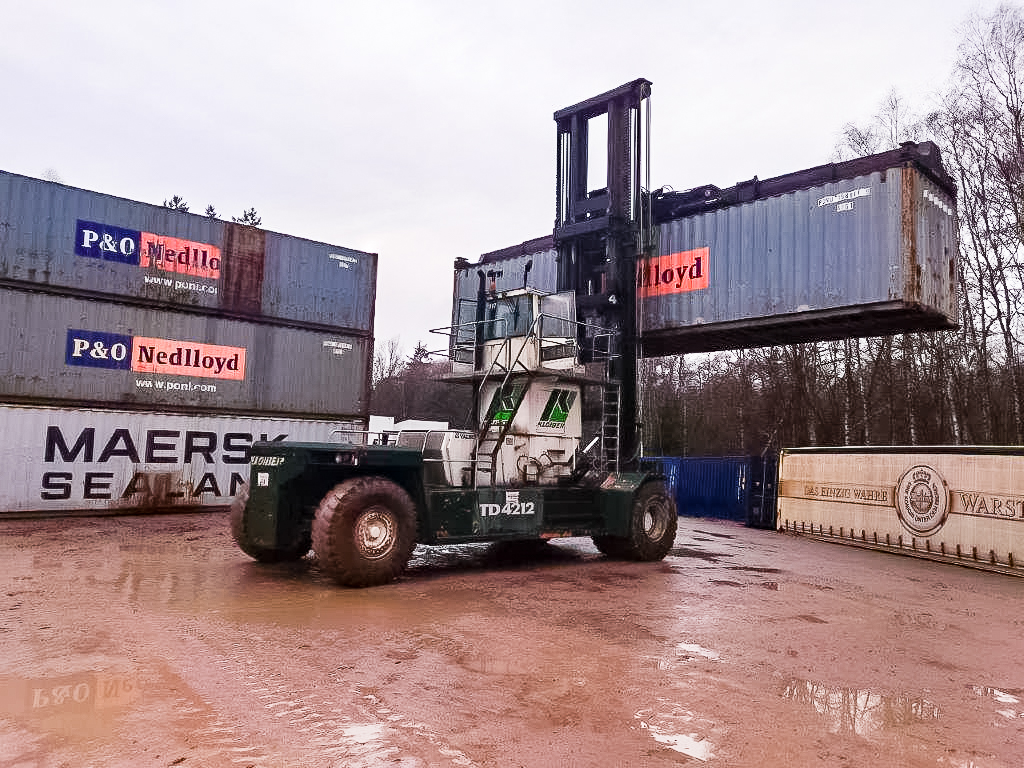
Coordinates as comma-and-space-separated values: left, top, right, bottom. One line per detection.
0, 170, 376, 516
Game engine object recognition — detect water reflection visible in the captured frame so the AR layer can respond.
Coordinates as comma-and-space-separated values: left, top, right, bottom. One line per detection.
635, 703, 716, 762
781, 678, 939, 737
968, 685, 1024, 720
0, 670, 141, 739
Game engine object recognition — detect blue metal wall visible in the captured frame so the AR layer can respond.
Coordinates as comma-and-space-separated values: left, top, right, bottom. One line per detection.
646, 455, 778, 528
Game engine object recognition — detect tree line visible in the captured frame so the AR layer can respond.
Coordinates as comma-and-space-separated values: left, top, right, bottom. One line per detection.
372, 5, 1023, 455
163, 195, 262, 226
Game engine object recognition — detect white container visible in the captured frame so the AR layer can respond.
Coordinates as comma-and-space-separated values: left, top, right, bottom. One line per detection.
0, 404, 362, 516
778, 447, 1024, 572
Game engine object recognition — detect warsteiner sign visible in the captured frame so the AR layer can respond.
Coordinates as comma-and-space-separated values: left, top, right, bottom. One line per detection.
895, 465, 950, 536
777, 449, 1024, 573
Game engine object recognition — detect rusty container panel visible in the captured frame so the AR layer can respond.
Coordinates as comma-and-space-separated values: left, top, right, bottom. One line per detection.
0, 404, 363, 516
0, 170, 376, 333
778, 447, 1024, 575
641, 142, 959, 356
0, 287, 369, 418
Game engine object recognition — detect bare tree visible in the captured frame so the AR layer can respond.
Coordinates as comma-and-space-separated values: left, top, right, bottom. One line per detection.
372, 337, 406, 389
635, 7, 1024, 454
930, 4, 1024, 443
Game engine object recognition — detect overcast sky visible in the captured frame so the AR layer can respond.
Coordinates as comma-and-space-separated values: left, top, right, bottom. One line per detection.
0, 0, 1003, 353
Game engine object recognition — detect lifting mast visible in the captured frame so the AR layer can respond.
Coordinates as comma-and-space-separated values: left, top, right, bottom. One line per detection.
553, 78, 652, 471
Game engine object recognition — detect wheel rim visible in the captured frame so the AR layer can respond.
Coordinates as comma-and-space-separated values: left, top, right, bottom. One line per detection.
641, 496, 669, 541
354, 506, 397, 560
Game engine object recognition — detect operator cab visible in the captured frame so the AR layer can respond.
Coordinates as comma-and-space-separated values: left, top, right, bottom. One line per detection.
448, 288, 585, 380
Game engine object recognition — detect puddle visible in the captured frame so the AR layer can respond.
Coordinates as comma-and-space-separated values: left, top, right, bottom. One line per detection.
968, 686, 1024, 720
635, 703, 716, 761
342, 723, 387, 744
0, 668, 143, 740
782, 678, 938, 737
676, 643, 720, 661
668, 546, 724, 562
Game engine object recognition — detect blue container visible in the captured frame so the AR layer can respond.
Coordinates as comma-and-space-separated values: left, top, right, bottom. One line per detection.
645, 455, 778, 528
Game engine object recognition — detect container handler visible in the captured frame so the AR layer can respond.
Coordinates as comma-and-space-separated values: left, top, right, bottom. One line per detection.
231, 79, 679, 586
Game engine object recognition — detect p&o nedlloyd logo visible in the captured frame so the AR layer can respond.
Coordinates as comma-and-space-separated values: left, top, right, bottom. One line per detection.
895, 465, 950, 537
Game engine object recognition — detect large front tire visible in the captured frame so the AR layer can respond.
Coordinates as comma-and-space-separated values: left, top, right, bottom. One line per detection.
622, 482, 677, 561
312, 477, 417, 587
230, 483, 312, 563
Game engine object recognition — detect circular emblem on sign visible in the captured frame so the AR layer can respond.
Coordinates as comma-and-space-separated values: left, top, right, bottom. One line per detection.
895, 465, 949, 537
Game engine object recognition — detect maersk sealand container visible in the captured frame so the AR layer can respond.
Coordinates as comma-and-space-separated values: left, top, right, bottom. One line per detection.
0, 169, 377, 333
0, 404, 365, 518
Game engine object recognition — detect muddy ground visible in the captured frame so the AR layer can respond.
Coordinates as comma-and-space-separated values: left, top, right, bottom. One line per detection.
1, 513, 1022, 768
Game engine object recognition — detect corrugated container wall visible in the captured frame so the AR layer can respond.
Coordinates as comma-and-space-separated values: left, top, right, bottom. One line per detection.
455, 143, 959, 357
641, 143, 958, 355
0, 170, 377, 333
0, 287, 368, 418
1, 404, 363, 516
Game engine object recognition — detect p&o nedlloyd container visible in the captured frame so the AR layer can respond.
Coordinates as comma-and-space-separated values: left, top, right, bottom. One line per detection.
0, 286, 369, 419
0, 171, 377, 516
0, 169, 377, 333
641, 141, 959, 355
457, 143, 959, 358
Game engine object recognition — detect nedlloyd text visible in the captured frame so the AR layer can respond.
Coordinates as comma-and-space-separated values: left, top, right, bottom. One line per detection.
65, 329, 247, 381
637, 247, 710, 298
140, 236, 221, 280
74, 219, 222, 281
135, 344, 240, 376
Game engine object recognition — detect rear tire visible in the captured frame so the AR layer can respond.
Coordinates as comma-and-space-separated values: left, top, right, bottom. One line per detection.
621, 482, 677, 561
230, 483, 312, 563
312, 476, 417, 587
